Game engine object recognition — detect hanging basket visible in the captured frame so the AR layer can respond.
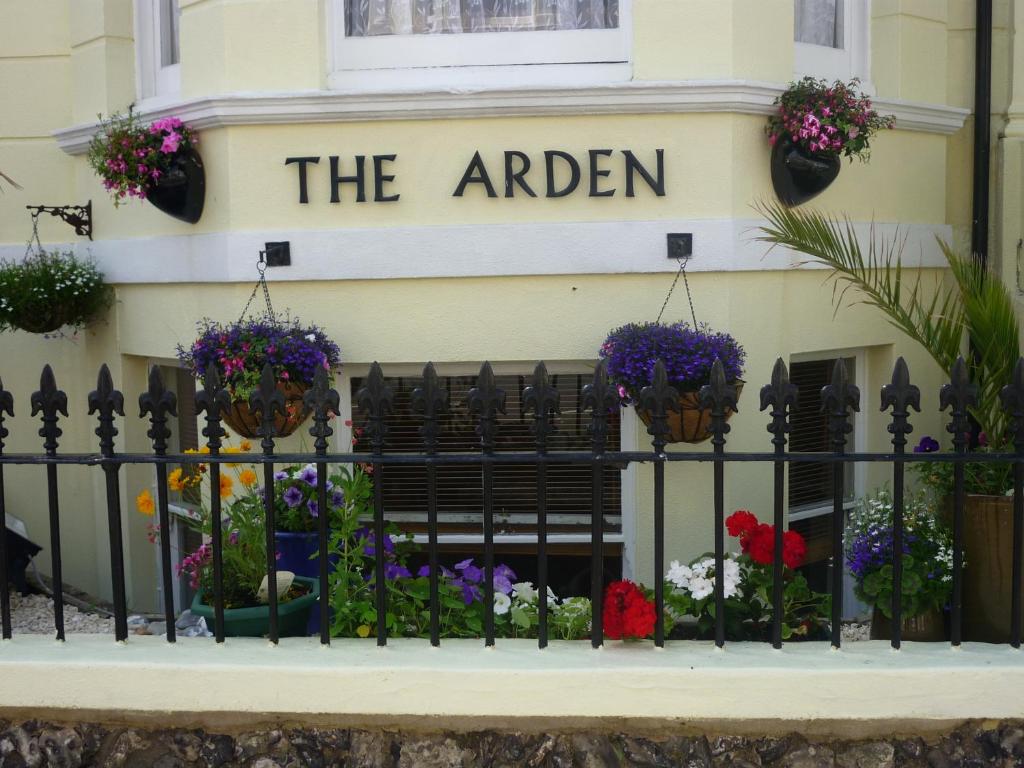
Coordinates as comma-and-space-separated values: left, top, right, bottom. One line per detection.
146, 147, 205, 223
221, 381, 312, 439
636, 383, 744, 444
770, 137, 840, 207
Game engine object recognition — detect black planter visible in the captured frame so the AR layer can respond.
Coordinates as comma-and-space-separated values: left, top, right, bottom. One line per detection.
770, 137, 841, 207
146, 148, 205, 223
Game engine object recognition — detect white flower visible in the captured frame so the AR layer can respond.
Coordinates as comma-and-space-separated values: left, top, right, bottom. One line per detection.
666, 560, 693, 590
493, 592, 511, 615
512, 581, 537, 603
305, 333, 317, 342
689, 576, 713, 601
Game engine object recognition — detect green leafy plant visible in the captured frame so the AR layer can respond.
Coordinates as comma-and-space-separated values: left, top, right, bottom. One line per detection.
756, 201, 1020, 481
0, 250, 113, 334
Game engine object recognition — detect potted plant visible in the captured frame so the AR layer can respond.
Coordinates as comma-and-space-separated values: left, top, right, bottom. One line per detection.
87, 111, 204, 223
765, 77, 894, 206
599, 321, 745, 443
177, 315, 342, 439
664, 510, 830, 641
0, 250, 112, 334
138, 446, 320, 637
845, 489, 954, 641
758, 202, 1021, 641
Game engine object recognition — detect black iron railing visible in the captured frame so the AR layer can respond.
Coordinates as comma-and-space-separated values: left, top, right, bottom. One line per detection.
0, 354, 1022, 651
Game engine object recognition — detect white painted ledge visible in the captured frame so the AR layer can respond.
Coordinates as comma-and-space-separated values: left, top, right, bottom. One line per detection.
0, 636, 1021, 730
0, 219, 952, 285
52, 80, 969, 155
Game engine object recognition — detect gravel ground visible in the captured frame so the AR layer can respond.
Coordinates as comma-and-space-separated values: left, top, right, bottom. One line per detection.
6, 591, 115, 635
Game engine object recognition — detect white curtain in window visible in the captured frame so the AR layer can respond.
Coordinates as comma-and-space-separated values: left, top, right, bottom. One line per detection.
347, 0, 619, 36
794, 0, 842, 48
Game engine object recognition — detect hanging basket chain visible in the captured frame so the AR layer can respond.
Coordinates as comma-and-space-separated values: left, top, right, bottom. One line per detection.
238, 250, 276, 324
656, 256, 700, 329
24, 210, 44, 260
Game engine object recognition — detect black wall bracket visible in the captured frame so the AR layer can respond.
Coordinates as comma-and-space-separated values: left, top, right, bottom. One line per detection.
26, 201, 93, 240
667, 232, 692, 260
264, 241, 291, 267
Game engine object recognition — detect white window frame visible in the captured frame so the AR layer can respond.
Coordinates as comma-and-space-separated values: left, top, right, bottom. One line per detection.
794, 0, 871, 86
134, 0, 181, 103
327, 0, 632, 90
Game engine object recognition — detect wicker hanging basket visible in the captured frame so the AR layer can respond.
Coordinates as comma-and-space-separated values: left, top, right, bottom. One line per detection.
221, 381, 311, 439
636, 383, 744, 444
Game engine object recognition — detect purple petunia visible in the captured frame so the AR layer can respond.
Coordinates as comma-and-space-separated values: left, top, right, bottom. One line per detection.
307, 499, 319, 518
331, 489, 345, 507
282, 486, 304, 508
384, 563, 411, 581
914, 435, 940, 453
298, 465, 318, 486
455, 558, 483, 584
273, 470, 289, 481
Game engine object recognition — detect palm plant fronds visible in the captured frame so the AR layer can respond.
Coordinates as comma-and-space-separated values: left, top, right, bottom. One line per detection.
754, 200, 1020, 442
0, 169, 21, 192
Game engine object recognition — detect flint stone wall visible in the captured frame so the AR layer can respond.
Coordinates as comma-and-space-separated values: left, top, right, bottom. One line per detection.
2, 719, 1024, 768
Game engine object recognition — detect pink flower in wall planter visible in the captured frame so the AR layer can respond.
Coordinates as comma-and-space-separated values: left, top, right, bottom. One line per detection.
88, 110, 205, 223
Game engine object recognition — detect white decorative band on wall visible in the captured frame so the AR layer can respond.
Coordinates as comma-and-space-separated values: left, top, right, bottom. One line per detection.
0, 219, 952, 285
52, 80, 970, 155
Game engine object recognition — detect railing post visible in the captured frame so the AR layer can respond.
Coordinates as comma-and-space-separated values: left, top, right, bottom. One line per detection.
139, 366, 178, 642
88, 364, 128, 641
196, 364, 231, 643
940, 356, 977, 648
760, 358, 798, 649
523, 362, 560, 649
356, 362, 394, 646
0, 377, 13, 640
700, 358, 739, 650
639, 359, 679, 648
821, 358, 859, 649
880, 357, 921, 650
468, 362, 506, 647
999, 357, 1024, 648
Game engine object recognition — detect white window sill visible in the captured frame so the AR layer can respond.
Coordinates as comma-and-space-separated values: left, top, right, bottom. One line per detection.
326, 62, 632, 91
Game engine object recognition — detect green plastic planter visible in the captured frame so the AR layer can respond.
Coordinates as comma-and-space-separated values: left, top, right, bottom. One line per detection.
190, 576, 320, 637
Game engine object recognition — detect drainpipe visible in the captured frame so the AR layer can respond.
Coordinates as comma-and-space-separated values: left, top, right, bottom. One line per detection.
972, 0, 993, 269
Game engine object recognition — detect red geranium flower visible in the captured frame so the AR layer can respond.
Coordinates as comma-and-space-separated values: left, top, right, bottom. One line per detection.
603, 580, 656, 640
726, 510, 808, 569
726, 510, 758, 539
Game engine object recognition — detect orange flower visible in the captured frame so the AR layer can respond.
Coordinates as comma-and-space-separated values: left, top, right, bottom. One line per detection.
168, 468, 184, 492
240, 440, 252, 452
136, 489, 155, 516
239, 469, 257, 486
219, 473, 233, 499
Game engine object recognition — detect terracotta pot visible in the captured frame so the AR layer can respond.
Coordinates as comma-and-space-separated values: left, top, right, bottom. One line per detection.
961, 494, 1023, 642
770, 136, 841, 207
636, 382, 744, 444
221, 381, 312, 439
869, 606, 946, 642
146, 147, 205, 223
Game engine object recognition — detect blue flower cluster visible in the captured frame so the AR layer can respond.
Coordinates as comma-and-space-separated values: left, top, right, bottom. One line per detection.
600, 321, 745, 398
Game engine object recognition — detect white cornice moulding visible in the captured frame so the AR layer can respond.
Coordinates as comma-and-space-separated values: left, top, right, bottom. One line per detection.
53, 80, 970, 155
0, 219, 952, 285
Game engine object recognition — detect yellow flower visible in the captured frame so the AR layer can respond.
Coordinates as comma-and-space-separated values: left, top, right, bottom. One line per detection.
168, 468, 184, 492
239, 469, 257, 486
356, 624, 371, 638
240, 440, 252, 452
219, 473, 233, 499
200, 445, 211, 455
136, 489, 155, 516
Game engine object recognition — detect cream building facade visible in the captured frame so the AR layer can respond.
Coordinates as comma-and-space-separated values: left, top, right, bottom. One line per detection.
0, 0, 1012, 616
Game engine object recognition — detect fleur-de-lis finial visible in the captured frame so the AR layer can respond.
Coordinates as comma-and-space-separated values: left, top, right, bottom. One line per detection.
639, 360, 679, 452
0, 376, 13, 454
1000, 357, 1024, 450
195, 363, 230, 451
467, 362, 506, 454
522, 362, 560, 453
411, 362, 448, 454
87, 364, 125, 457
940, 356, 977, 451
760, 358, 799, 449
139, 366, 177, 455
356, 362, 394, 453
249, 363, 286, 452
582, 359, 620, 454
821, 358, 860, 451
31, 365, 67, 455
700, 358, 739, 448
880, 357, 920, 449
304, 366, 340, 454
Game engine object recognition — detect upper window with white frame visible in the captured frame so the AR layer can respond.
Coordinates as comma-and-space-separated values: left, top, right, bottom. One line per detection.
793, 0, 870, 84
329, 0, 629, 88
134, 0, 181, 101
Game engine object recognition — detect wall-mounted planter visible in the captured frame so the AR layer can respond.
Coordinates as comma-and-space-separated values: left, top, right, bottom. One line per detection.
770, 138, 840, 207
636, 383, 744, 444
147, 148, 205, 223
221, 381, 312, 439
